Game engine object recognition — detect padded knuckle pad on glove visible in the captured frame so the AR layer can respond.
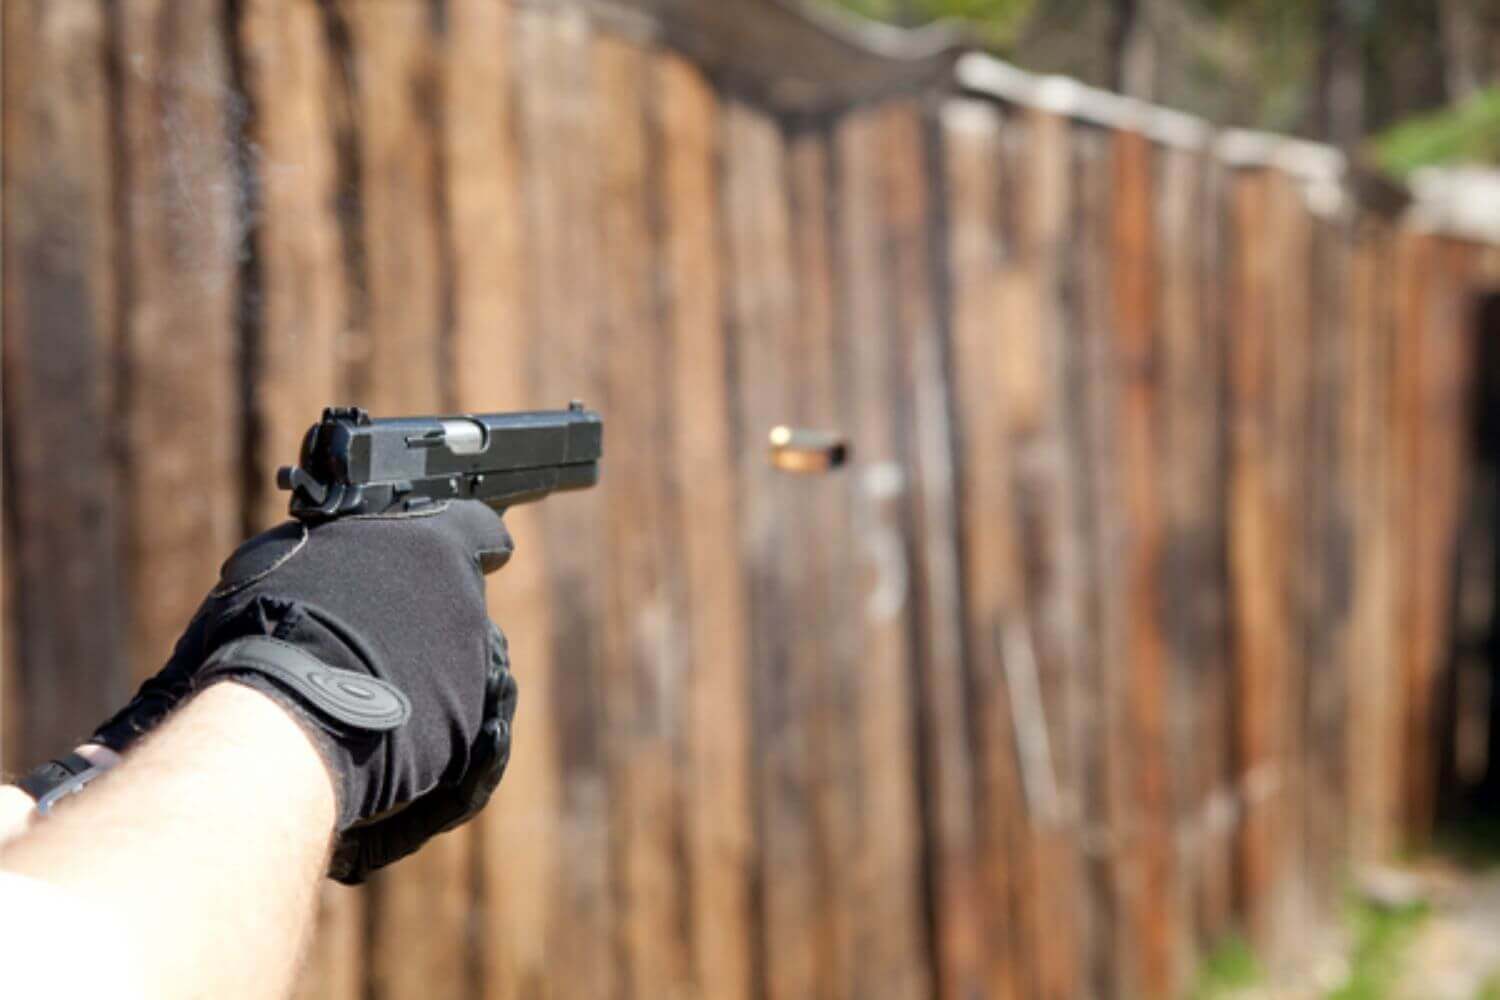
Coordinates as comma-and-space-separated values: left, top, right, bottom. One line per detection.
202, 637, 411, 731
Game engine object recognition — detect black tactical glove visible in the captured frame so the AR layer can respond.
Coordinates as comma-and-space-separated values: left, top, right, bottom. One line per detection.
90, 500, 518, 884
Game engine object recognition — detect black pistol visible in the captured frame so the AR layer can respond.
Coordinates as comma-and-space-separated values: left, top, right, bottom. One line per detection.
277, 402, 604, 521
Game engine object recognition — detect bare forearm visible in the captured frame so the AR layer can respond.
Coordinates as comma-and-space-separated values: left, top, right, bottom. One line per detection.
0, 787, 36, 846
0, 682, 336, 1000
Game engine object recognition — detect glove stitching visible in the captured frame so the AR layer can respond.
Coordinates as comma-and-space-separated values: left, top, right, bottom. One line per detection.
209, 522, 310, 599
341, 501, 453, 522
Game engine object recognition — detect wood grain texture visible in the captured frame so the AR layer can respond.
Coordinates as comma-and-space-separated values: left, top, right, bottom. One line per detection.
941, 98, 1026, 1000
1, 0, 128, 762
238, 2, 361, 995
1111, 127, 1174, 999
1156, 146, 1234, 958
514, 9, 615, 998
1396, 236, 1477, 838
1071, 119, 1130, 999
1003, 108, 1091, 1000
786, 125, 861, 1000
1391, 230, 1430, 839
834, 106, 932, 1000
338, 4, 471, 996
725, 100, 822, 1000
440, 3, 557, 998
6, 4, 1497, 994
1228, 168, 1295, 951
116, 0, 240, 683
1194, 158, 1238, 948
880, 100, 984, 1000
593, 33, 693, 1000
1265, 173, 1314, 958
240, 0, 346, 531
1301, 215, 1353, 914
658, 52, 756, 1000
1345, 224, 1400, 864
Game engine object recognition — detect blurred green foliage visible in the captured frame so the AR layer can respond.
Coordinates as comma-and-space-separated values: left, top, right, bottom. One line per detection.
1190, 934, 1263, 999
1374, 87, 1500, 177
813, 0, 1470, 152
824, 0, 1034, 45
1186, 899, 1432, 1000
1326, 899, 1429, 1000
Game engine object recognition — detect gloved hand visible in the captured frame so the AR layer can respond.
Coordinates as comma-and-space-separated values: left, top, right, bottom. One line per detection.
90, 500, 518, 884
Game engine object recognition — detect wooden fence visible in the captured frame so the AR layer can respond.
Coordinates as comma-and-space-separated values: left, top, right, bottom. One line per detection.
3, 1, 1496, 997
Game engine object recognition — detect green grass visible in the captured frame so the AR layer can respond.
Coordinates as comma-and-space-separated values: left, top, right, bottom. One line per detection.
1191, 934, 1264, 999
1325, 899, 1431, 1000
1189, 900, 1430, 1000
1477, 971, 1500, 1000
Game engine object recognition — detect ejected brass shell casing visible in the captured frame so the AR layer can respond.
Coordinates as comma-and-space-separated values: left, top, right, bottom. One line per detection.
768, 426, 849, 473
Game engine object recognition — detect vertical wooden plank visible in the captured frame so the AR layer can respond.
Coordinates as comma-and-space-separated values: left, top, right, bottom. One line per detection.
514, 9, 614, 998
1346, 224, 1400, 864
879, 100, 984, 1000
786, 125, 859, 1000
117, 2, 240, 681
658, 52, 755, 1000
1069, 119, 1130, 998
339, 4, 470, 996
1024, 118, 1091, 1000
238, 1, 361, 996
1397, 237, 1478, 837
1156, 145, 1234, 959
1302, 216, 1354, 914
1, 0, 127, 762
1228, 168, 1294, 950
1111, 128, 1174, 999
593, 34, 693, 1000
1266, 174, 1314, 955
941, 98, 1026, 1000
834, 107, 932, 1000
1197, 158, 1238, 947
443, 3, 558, 998
1155, 148, 1195, 974
1391, 230, 1430, 839
724, 100, 821, 1000
1432, 240, 1479, 828
241, 0, 345, 530
1002, 108, 1091, 1000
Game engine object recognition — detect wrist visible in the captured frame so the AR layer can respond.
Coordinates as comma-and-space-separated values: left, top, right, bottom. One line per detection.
196, 676, 345, 836
9, 743, 125, 824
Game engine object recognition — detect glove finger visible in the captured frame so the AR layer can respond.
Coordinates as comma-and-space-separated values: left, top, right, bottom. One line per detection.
460, 717, 510, 819
485, 623, 516, 722
91, 664, 196, 752
330, 713, 510, 884
444, 501, 514, 574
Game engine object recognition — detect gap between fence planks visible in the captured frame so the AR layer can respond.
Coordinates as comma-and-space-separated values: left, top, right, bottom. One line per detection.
1, 0, 127, 764
658, 49, 757, 1000
835, 104, 934, 1000
334, 4, 474, 996
514, 8, 616, 999
238, 0, 361, 995
4, 2, 1498, 997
